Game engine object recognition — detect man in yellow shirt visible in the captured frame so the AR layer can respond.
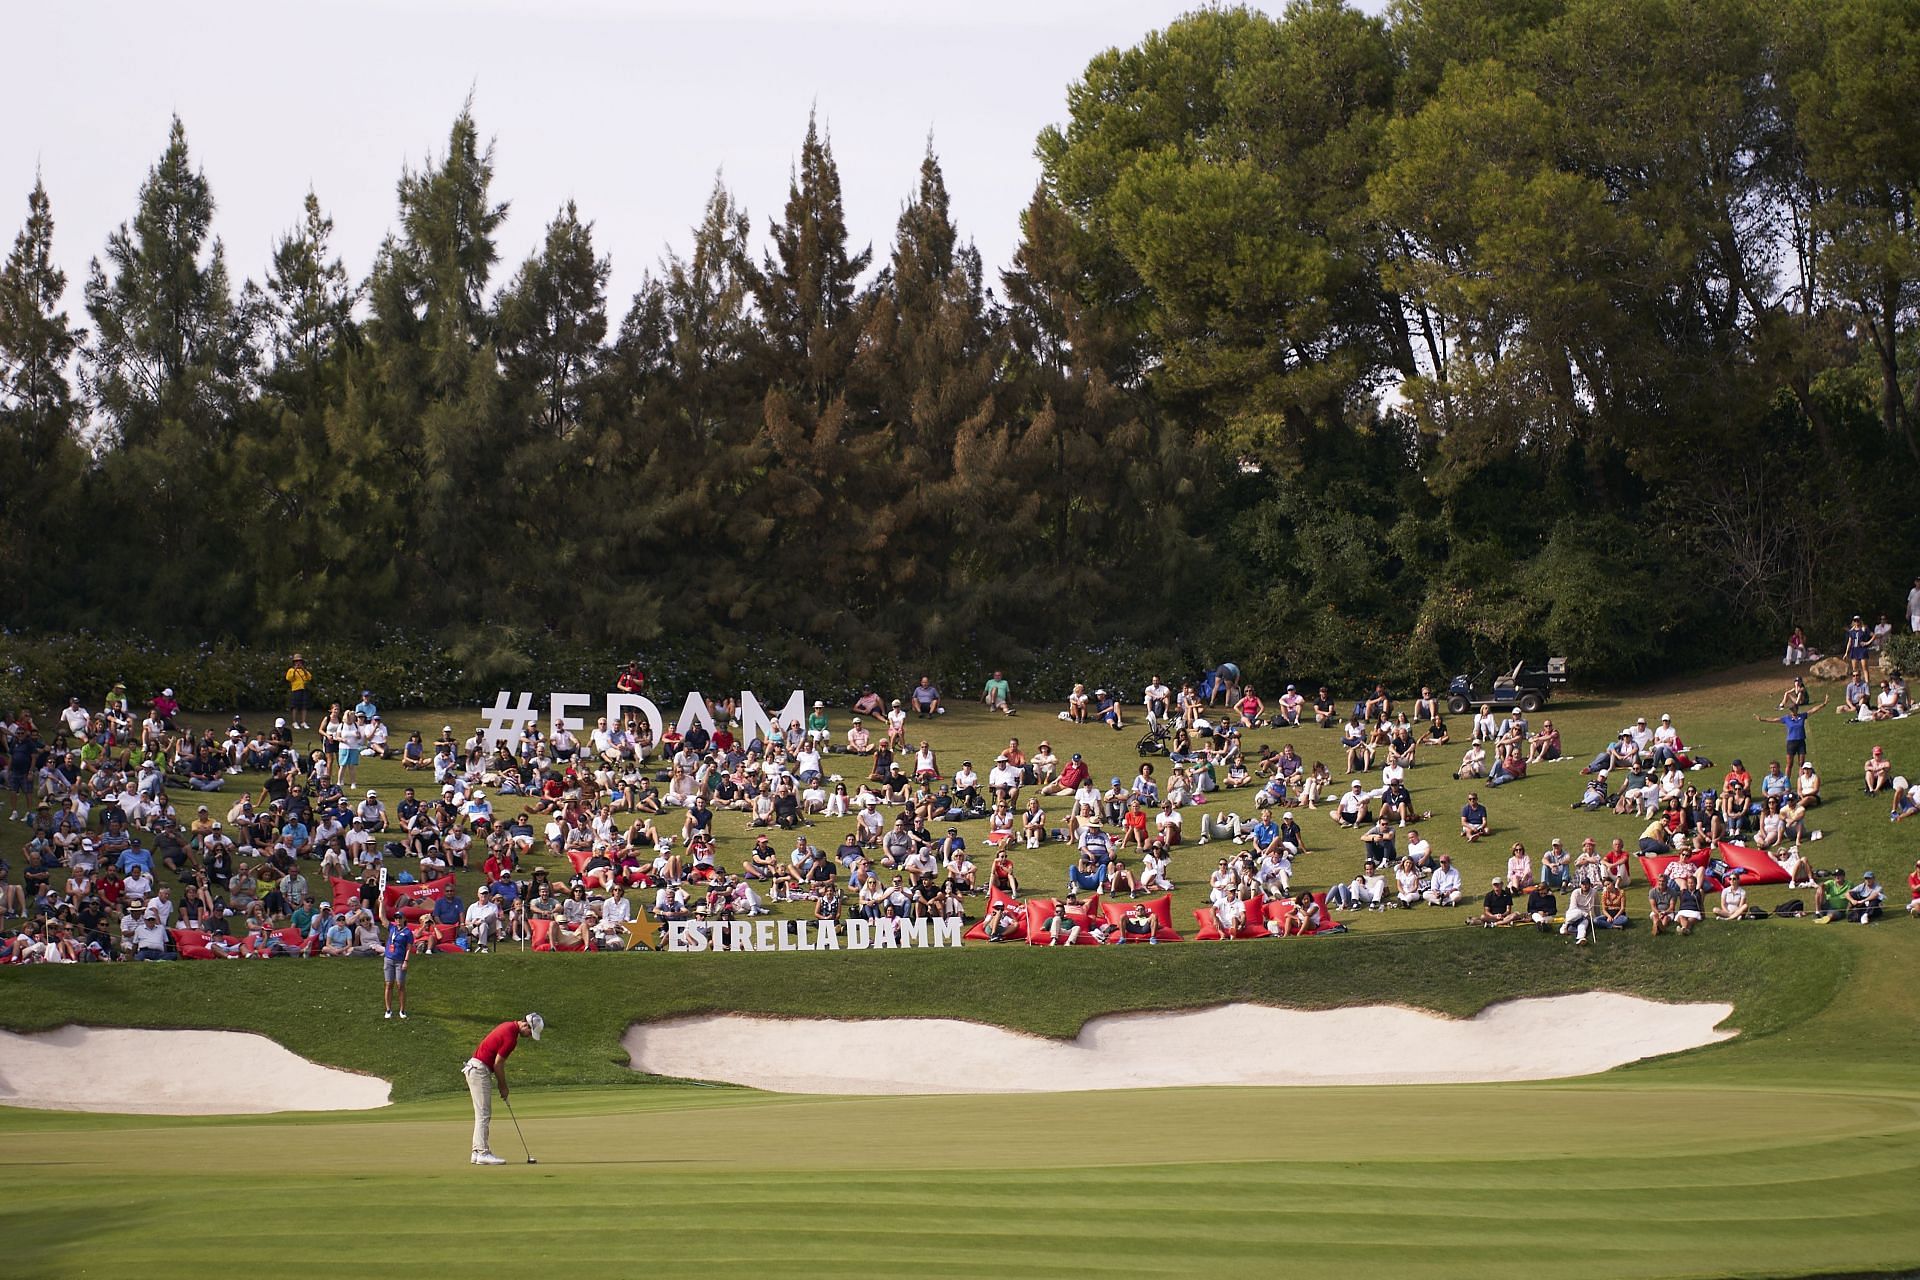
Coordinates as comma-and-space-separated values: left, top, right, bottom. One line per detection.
285, 653, 313, 729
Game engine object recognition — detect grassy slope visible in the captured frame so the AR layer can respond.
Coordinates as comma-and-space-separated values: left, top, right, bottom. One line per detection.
3, 664, 1920, 1277
7, 659, 1915, 939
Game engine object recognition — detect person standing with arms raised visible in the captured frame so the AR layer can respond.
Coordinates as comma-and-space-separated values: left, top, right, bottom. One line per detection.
382, 915, 413, 1020
464, 1013, 543, 1165
1757, 695, 1828, 777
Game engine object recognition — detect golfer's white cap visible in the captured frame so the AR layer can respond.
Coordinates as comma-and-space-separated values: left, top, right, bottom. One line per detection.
524, 1012, 544, 1041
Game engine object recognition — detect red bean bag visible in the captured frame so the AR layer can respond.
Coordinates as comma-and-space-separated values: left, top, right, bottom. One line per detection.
1024, 896, 1102, 945
1257, 892, 1339, 935
1640, 851, 1721, 892
169, 928, 214, 960
1193, 898, 1268, 940
1099, 893, 1183, 941
963, 886, 1028, 941
381, 875, 455, 920
418, 922, 465, 954
1717, 841, 1791, 885
330, 877, 363, 912
529, 918, 553, 952
276, 925, 315, 955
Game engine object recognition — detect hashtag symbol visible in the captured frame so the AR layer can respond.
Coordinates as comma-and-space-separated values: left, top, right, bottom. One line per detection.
480, 691, 537, 753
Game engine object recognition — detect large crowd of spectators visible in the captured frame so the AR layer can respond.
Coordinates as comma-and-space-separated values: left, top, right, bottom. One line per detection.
3, 645, 1916, 964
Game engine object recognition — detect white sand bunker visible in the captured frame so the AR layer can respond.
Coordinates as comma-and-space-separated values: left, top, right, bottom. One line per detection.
627, 994, 1734, 1093
0, 1027, 391, 1114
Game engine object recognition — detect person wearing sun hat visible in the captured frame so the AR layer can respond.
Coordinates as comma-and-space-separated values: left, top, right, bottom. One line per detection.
464, 1013, 543, 1164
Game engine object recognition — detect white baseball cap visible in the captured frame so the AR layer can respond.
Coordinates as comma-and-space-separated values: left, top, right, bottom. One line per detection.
524, 1012, 544, 1040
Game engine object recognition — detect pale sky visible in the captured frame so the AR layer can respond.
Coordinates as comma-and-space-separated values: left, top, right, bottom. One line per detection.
2, 0, 1387, 325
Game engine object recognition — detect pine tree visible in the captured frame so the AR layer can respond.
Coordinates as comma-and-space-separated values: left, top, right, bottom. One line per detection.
83, 115, 250, 451
738, 114, 890, 659
581, 178, 764, 644
998, 186, 1205, 642
490, 201, 610, 620
357, 101, 511, 604
754, 111, 872, 398
497, 201, 608, 442
232, 189, 361, 634
81, 117, 253, 626
0, 178, 87, 616
854, 144, 1002, 647
259, 190, 356, 393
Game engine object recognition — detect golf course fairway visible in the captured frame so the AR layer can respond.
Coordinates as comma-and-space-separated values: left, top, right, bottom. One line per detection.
2, 924, 1915, 1279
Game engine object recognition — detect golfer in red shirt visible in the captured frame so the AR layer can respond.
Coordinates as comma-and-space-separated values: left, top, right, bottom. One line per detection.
464, 1012, 543, 1164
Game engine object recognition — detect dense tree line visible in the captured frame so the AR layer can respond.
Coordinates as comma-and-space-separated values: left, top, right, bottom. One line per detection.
2, 0, 1917, 690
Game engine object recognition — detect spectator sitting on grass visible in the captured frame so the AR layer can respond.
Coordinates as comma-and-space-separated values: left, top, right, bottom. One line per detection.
1845, 872, 1884, 924
910, 677, 943, 718
1361, 817, 1397, 864
1526, 719, 1561, 764
1596, 881, 1629, 928
1713, 874, 1754, 921
1392, 857, 1422, 908
1562, 880, 1597, 945
1488, 747, 1527, 787
1525, 883, 1557, 933
1582, 732, 1638, 777
1460, 793, 1489, 842
1673, 871, 1706, 935
1425, 854, 1463, 905
1335, 780, 1370, 828
1466, 875, 1512, 924
1864, 746, 1893, 794
1454, 741, 1486, 781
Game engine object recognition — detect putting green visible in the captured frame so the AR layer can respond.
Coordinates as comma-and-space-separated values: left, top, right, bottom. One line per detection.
2, 1079, 1916, 1278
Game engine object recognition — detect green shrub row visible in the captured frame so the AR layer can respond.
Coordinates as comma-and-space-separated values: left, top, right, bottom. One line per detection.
0, 631, 1205, 718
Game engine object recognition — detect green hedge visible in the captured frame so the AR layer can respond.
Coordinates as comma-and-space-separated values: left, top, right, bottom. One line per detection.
0, 630, 1207, 717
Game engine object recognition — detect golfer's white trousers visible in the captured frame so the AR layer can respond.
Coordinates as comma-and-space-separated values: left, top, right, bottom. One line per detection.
464, 1058, 492, 1153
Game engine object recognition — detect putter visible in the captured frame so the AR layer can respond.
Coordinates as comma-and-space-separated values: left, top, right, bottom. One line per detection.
503, 1094, 537, 1164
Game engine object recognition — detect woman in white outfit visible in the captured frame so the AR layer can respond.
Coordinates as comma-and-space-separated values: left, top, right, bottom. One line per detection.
1562, 880, 1597, 945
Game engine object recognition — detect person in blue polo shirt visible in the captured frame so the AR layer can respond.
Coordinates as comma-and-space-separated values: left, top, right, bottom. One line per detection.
383, 916, 413, 1020
1250, 809, 1280, 859
116, 842, 154, 876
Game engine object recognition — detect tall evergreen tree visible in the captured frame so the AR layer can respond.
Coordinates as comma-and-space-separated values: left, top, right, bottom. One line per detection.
82, 117, 252, 626
754, 111, 872, 398
491, 201, 610, 622
259, 190, 356, 393
999, 185, 1207, 646
588, 178, 765, 641
497, 201, 608, 443
232, 189, 360, 634
739, 114, 889, 658
0, 178, 86, 616
83, 115, 250, 451
855, 145, 1001, 646
356, 102, 511, 600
